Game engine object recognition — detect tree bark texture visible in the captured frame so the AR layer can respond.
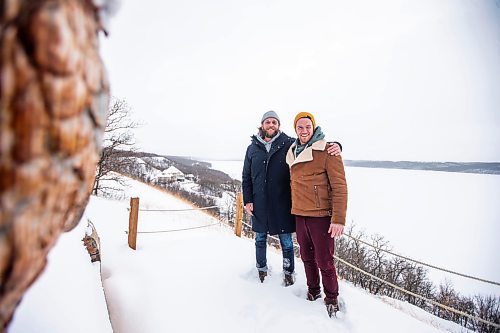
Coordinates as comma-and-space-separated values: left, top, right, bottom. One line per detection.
0, 0, 109, 329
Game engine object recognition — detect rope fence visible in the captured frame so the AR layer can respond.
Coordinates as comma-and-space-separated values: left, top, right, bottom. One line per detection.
343, 233, 500, 287
333, 255, 500, 329
126, 194, 499, 330
138, 206, 219, 212
131, 198, 500, 285
126, 222, 220, 234
288, 238, 500, 329
243, 216, 500, 287
242, 221, 281, 242
276, 237, 500, 328
234, 199, 499, 330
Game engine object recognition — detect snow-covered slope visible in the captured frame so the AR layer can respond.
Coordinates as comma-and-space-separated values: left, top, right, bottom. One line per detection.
10, 175, 471, 332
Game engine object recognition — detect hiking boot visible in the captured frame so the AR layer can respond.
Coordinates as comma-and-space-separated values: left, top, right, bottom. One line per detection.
283, 273, 295, 287
258, 271, 267, 283
307, 291, 321, 301
324, 297, 339, 317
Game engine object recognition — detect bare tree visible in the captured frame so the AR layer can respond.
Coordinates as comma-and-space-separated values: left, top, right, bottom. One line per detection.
472, 295, 500, 333
93, 97, 140, 197
335, 224, 499, 332
366, 234, 389, 295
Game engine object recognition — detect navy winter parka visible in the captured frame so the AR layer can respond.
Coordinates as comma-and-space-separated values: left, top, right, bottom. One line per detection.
242, 132, 296, 235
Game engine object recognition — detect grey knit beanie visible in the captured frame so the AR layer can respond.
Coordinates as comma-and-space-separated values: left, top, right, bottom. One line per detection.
261, 110, 280, 124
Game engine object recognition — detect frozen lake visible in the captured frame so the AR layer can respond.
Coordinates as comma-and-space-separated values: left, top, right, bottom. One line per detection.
206, 159, 500, 298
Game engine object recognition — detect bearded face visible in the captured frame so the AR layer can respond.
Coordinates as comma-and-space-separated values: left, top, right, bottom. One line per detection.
260, 117, 280, 139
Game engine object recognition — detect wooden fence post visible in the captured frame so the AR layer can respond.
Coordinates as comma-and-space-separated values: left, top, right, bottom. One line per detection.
235, 192, 243, 237
128, 197, 139, 250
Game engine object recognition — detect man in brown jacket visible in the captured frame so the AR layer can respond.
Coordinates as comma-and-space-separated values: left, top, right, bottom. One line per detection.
286, 112, 348, 317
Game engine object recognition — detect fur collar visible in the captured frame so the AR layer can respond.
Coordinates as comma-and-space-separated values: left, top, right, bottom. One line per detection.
286, 139, 327, 167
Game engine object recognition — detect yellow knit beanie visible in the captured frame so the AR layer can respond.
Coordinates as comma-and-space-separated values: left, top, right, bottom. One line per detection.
293, 112, 316, 129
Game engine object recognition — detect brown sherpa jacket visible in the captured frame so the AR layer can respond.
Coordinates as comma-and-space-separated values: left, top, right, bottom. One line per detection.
286, 139, 348, 225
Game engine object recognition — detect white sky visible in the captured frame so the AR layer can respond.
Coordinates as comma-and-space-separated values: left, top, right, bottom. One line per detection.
100, 0, 500, 162
10, 175, 477, 333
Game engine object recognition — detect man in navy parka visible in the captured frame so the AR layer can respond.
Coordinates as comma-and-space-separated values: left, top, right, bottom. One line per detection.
242, 111, 341, 286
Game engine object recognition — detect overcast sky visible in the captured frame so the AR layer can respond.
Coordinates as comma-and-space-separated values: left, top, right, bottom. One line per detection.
100, 0, 500, 162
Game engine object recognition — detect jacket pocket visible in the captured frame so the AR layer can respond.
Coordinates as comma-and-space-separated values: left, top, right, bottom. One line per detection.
314, 184, 331, 209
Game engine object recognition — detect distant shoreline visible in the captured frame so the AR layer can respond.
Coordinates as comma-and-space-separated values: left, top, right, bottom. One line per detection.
202, 158, 500, 176
343, 160, 500, 175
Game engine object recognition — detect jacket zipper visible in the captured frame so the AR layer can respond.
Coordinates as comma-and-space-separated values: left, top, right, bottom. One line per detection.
314, 185, 320, 208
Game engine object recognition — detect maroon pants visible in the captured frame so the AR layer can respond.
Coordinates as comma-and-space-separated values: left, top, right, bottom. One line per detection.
295, 215, 339, 299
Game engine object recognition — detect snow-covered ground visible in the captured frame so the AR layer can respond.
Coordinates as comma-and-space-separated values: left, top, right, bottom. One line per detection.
205, 160, 500, 298
10, 175, 476, 333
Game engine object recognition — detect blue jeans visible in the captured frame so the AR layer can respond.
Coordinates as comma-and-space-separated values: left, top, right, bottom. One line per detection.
255, 232, 295, 275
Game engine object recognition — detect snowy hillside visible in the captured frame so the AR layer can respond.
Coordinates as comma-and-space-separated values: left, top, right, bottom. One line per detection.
10, 176, 473, 333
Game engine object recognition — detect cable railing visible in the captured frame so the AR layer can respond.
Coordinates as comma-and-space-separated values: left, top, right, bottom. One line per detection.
138, 206, 219, 212
333, 255, 499, 329
234, 209, 499, 330
126, 222, 220, 234
343, 233, 500, 287
125, 195, 499, 330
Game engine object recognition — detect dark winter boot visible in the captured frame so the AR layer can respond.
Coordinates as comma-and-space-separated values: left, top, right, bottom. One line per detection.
325, 297, 339, 317
258, 271, 267, 283
307, 290, 321, 301
283, 273, 295, 287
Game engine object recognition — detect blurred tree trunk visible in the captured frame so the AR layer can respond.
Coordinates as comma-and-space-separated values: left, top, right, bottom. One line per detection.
0, 0, 110, 329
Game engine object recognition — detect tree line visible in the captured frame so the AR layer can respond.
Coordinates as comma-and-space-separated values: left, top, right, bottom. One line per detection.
336, 225, 499, 333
